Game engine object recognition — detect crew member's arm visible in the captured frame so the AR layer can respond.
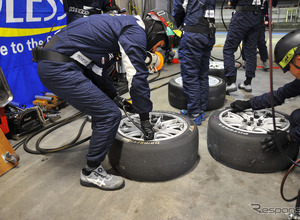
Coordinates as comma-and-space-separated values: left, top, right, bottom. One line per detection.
172, 0, 186, 28
118, 24, 154, 140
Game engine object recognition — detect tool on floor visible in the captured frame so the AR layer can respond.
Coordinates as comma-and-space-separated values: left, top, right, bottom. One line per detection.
5, 105, 46, 140
32, 92, 67, 111
145, 51, 164, 73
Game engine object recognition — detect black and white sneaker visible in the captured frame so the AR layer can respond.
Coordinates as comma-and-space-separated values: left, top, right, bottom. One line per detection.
262, 60, 269, 71
80, 165, 125, 191
226, 83, 237, 93
238, 82, 252, 92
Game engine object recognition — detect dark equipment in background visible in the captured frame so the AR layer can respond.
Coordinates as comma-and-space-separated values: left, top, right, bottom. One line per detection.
5, 105, 46, 140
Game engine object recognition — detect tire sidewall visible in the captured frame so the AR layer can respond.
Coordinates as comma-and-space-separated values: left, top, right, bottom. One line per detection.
207, 108, 299, 173
109, 111, 199, 181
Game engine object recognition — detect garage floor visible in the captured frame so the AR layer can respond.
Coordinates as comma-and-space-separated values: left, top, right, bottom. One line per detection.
1, 32, 300, 220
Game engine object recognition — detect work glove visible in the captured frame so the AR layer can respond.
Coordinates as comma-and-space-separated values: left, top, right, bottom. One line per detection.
113, 95, 134, 113
141, 120, 155, 140
261, 130, 291, 152
230, 100, 251, 113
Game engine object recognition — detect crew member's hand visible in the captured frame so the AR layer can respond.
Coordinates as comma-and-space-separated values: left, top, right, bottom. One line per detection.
113, 95, 134, 113
261, 130, 290, 152
141, 120, 155, 140
230, 100, 251, 113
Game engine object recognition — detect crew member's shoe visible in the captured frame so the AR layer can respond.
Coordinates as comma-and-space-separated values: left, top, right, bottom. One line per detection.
226, 83, 237, 93
262, 60, 269, 71
180, 110, 205, 125
242, 61, 246, 69
80, 165, 125, 191
238, 82, 252, 92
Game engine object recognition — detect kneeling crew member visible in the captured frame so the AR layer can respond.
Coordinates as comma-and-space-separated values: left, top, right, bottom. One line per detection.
231, 29, 300, 152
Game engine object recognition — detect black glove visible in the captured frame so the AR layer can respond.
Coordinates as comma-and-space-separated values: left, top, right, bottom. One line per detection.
230, 100, 251, 113
113, 95, 134, 113
141, 120, 155, 140
261, 130, 291, 152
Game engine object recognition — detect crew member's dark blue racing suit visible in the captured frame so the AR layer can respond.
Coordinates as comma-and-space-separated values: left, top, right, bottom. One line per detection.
36, 14, 152, 164
241, 0, 278, 65
250, 79, 300, 144
173, 0, 216, 116
223, 0, 262, 83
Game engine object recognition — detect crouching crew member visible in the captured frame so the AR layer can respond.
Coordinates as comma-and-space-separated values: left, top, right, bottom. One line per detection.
231, 29, 300, 152
32, 12, 178, 190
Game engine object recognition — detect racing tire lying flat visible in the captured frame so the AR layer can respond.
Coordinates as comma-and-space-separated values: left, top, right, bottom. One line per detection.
208, 61, 225, 80
108, 111, 199, 182
207, 108, 299, 173
168, 75, 226, 111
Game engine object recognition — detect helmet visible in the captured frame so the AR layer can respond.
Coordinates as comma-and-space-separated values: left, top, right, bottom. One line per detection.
143, 9, 181, 51
274, 29, 300, 73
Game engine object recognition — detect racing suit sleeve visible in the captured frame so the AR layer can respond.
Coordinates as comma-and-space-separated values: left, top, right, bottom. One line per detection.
249, 79, 300, 110
172, 0, 186, 27
117, 25, 153, 114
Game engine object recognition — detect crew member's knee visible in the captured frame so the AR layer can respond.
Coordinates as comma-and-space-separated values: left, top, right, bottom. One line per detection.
113, 107, 122, 122
290, 109, 300, 127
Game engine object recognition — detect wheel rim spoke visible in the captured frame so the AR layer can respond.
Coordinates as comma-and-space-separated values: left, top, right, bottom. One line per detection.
119, 112, 188, 141
219, 109, 290, 134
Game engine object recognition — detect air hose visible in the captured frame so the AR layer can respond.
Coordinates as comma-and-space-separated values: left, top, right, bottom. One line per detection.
280, 158, 300, 202
22, 112, 89, 154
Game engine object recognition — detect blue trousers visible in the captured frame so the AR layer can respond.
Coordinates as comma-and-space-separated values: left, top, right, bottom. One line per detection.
223, 11, 261, 80
37, 60, 121, 164
179, 32, 214, 115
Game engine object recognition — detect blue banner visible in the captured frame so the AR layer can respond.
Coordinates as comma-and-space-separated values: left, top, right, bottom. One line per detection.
0, 0, 66, 107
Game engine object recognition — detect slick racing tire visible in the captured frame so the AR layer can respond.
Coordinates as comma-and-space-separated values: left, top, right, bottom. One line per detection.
108, 111, 199, 182
207, 108, 299, 173
168, 75, 226, 111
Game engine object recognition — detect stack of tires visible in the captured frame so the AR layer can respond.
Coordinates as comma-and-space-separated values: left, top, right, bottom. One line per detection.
168, 61, 226, 111
168, 75, 226, 111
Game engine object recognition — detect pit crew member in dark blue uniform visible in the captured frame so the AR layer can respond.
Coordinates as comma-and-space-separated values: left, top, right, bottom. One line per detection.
32, 12, 175, 191
231, 29, 300, 152
63, 0, 120, 24
224, 0, 262, 93
173, 0, 216, 125
241, 0, 278, 71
